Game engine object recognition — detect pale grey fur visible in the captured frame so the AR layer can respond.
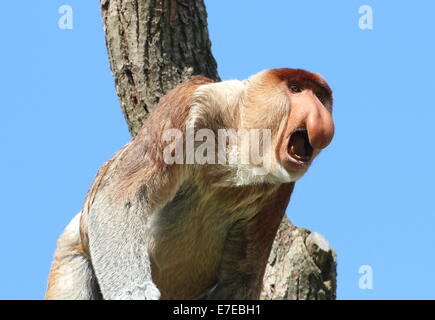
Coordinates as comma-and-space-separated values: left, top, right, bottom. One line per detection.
47, 213, 102, 299
85, 187, 160, 300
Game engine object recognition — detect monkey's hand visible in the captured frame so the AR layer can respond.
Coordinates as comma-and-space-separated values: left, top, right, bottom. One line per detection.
112, 281, 160, 300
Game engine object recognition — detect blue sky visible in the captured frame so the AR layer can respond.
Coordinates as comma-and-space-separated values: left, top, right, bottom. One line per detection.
0, 1, 434, 300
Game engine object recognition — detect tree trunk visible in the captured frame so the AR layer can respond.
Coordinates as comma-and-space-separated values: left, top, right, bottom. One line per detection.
101, 0, 219, 137
100, 0, 337, 300
261, 216, 336, 300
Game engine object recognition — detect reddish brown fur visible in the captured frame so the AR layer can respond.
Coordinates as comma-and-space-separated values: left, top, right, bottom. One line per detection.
46, 69, 334, 300
270, 68, 333, 108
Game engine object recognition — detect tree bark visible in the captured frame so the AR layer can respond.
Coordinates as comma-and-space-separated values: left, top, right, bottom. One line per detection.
100, 0, 337, 300
101, 0, 219, 136
261, 216, 336, 300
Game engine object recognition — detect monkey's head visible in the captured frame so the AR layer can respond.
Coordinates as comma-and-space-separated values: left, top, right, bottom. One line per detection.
241, 68, 334, 183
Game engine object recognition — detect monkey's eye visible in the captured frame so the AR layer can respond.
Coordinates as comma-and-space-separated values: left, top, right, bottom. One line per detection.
289, 84, 302, 93
315, 92, 329, 106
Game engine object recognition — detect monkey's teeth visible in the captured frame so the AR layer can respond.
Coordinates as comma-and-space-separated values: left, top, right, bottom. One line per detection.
288, 129, 313, 162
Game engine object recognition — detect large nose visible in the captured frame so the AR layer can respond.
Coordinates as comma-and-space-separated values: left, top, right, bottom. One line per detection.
293, 91, 335, 150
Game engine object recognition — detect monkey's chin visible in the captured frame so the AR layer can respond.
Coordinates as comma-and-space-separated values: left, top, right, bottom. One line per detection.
230, 163, 305, 186
244, 158, 310, 184
273, 163, 308, 183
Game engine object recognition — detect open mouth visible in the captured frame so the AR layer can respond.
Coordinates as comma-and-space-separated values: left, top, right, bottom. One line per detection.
287, 128, 313, 162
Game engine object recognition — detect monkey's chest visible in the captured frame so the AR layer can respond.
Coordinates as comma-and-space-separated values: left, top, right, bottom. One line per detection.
148, 185, 260, 299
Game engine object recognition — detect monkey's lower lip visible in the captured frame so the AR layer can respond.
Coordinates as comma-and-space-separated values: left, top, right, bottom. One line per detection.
287, 129, 313, 163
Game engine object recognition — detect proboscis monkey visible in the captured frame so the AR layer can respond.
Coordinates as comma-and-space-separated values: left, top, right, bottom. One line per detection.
45, 68, 334, 300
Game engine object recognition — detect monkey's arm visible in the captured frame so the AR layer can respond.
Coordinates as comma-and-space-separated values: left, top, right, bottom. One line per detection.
86, 200, 159, 299
81, 77, 214, 300
83, 161, 183, 300
205, 183, 294, 300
